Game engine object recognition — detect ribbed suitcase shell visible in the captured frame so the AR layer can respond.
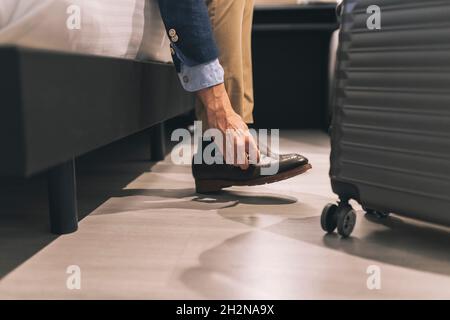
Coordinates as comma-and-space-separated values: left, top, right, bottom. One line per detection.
331, 0, 450, 226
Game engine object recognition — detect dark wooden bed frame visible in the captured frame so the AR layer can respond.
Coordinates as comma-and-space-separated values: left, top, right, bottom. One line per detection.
0, 46, 194, 235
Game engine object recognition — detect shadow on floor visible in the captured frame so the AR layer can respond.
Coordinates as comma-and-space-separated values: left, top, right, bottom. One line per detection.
178, 213, 450, 299
0, 131, 157, 280
89, 188, 299, 216
0, 129, 305, 281
266, 214, 450, 277
180, 228, 323, 299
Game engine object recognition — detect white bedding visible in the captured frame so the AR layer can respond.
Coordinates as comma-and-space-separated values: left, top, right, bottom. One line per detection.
0, 0, 172, 62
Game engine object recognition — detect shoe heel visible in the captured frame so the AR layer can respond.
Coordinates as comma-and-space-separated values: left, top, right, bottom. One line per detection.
195, 179, 227, 193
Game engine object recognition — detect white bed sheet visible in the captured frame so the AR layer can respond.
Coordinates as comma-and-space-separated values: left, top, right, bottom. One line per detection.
0, 0, 172, 63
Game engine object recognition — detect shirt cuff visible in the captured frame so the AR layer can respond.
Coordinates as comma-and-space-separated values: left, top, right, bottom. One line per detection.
178, 58, 225, 92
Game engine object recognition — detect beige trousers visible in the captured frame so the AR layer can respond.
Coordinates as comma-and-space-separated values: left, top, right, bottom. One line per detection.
196, 0, 255, 125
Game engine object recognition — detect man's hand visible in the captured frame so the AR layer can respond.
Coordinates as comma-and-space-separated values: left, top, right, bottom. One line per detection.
197, 83, 259, 170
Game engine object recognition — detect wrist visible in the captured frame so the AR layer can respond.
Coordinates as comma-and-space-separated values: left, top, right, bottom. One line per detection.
197, 83, 233, 114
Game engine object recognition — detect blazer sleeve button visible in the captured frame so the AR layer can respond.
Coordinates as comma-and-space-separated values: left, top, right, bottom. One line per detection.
168, 29, 177, 37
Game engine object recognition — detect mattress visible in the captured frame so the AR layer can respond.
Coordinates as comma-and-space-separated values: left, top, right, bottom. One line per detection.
0, 0, 172, 63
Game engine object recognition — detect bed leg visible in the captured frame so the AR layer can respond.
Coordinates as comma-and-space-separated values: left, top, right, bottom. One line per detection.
149, 122, 166, 161
48, 158, 78, 235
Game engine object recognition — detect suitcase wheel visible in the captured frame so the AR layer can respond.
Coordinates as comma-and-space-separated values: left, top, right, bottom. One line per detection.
321, 203, 339, 233
336, 205, 357, 238
321, 202, 357, 238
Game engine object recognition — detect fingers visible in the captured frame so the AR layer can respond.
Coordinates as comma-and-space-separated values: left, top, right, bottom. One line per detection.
245, 132, 260, 164
223, 129, 250, 170
235, 131, 249, 170
237, 122, 260, 163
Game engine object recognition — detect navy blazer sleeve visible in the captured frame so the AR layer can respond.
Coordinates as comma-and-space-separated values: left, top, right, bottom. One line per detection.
158, 0, 220, 70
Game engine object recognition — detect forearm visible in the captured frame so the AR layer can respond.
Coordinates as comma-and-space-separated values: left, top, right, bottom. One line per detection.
197, 84, 234, 121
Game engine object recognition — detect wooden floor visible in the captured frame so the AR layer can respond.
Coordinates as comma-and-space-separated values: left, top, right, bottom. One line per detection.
0, 130, 449, 299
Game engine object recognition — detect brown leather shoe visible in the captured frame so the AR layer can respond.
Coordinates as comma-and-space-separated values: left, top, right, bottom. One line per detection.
192, 143, 312, 193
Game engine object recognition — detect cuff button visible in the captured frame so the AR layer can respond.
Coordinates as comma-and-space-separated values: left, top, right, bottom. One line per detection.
168, 29, 177, 37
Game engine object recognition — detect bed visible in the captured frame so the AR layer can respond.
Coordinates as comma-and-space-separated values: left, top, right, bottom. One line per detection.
0, 0, 194, 234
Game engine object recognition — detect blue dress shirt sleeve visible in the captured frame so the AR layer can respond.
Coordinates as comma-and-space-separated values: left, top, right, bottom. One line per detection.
173, 45, 224, 92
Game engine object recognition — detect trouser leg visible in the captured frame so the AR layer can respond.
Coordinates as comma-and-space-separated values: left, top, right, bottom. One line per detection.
242, 0, 255, 123
196, 0, 255, 126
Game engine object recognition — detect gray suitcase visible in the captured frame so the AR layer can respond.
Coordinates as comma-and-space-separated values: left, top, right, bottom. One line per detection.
322, 0, 450, 237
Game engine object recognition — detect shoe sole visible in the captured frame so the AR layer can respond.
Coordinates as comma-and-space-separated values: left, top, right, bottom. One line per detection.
195, 163, 312, 193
